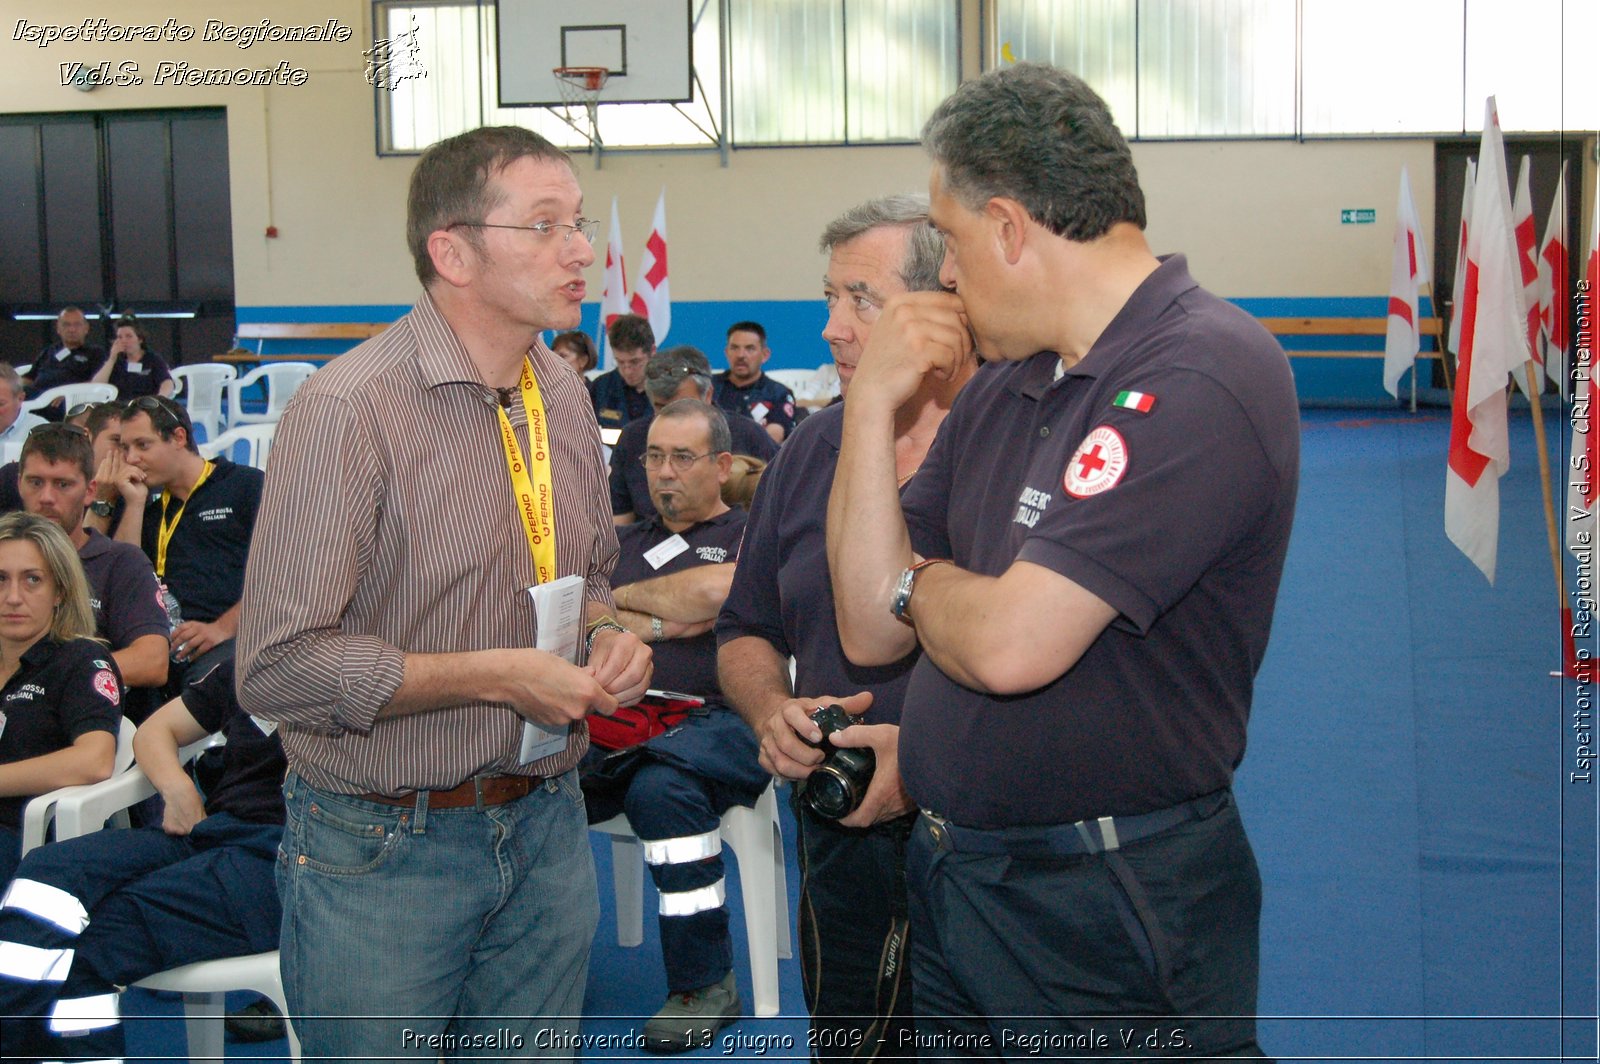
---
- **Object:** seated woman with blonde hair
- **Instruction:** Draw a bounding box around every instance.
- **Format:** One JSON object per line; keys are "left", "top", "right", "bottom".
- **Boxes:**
{"left": 0, "top": 512, "right": 122, "bottom": 882}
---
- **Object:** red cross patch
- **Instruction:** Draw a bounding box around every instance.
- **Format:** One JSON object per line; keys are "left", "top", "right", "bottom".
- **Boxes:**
{"left": 92, "top": 669, "right": 121, "bottom": 706}
{"left": 1063, "top": 426, "right": 1128, "bottom": 498}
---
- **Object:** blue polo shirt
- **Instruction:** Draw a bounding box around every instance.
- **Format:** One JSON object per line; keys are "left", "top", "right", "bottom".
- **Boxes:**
{"left": 107, "top": 351, "right": 173, "bottom": 400}
{"left": 139, "top": 457, "right": 263, "bottom": 624}
{"left": 615, "top": 509, "right": 746, "bottom": 698}
{"left": 29, "top": 344, "right": 104, "bottom": 396}
{"left": 182, "top": 659, "right": 287, "bottom": 825}
{"left": 590, "top": 369, "right": 652, "bottom": 431}
{"left": 713, "top": 373, "right": 796, "bottom": 437}
{"left": 0, "top": 638, "right": 123, "bottom": 830}
{"left": 896, "top": 255, "right": 1300, "bottom": 828}
{"left": 610, "top": 410, "right": 779, "bottom": 518}
{"left": 717, "top": 403, "right": 920, "bottom": 725}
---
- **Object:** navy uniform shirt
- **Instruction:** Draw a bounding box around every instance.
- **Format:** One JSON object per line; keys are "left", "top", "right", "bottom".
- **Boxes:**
{"left": 610, "top": 411, "right": 779, "bottom": 519}
{"left": 80, "top": 528, "right": 170, "bottom": 721}
{"left": 717, "top": 403, "right": 920, "bottom": 725}
{"left": 139, "top": 457, "right": 263, "bottom": 624}
{"left": 590, "top": 369, "right": 652, "bottom": 431}
{"left": 182, "top": 659, "right": 287, "bottom": 824}
{"left": 713, "top": 373, "right": 796, "bottom": 438}
{"left": 107, "top": 352, "right": 173, "bottom": 400}
{"left": 29, "top": 344, "right": 105, "bottom": 395}
{"left": 0, "top": 638, "right": 123, "bottom": 830}
{"left": 615, "top": 509, "right": 746, "bottom": 698}
{"left": 896, "top": 255, "right": 1300, "bottom": 828}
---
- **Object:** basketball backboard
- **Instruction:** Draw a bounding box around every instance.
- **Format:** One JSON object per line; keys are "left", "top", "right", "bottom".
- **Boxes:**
{"left": 496, "top": 0, "right": 694, "bottom": 107}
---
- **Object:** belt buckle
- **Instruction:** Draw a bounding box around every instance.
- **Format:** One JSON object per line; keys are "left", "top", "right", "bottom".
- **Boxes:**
{"left": 471, "top": 774, "right": 494, "bottom": 811}
{"left": 921, "top": 809, "right": 950, "bottom": 850}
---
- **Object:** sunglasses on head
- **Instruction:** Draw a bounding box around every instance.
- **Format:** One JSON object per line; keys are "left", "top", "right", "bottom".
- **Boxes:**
{"left": 26, "top": 422, "right": 90, "bottom": 440}
{"left": 121, "top": 395, "right": 186, "bottom": 431}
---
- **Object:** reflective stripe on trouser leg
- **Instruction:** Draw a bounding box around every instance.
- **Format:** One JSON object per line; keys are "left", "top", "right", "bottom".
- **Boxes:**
{"left": 658, "top": 878, "right": 726, "bottom": 917}
{"left": 48, "top": 991, "right": 121, "bottom": 1033}
{"left": 2, "top": 878, "right": 89, "bottom": 935}
{"left": 0, "top": 940, "right": 74, "bottom": 982}
{"left": 642, "top": 830, "right": 722, "bottom": 866}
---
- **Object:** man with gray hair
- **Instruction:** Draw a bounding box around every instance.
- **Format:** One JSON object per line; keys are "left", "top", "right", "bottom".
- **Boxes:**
{"left": 609, "top": 346, "right": 777, "bottom": 524}
{"left": 0, "top": 364, "right": 46, "bottom": 447}
{"left": 716, "top": 193, "right": 969, "bottom": 1059}
{"left": 828, "top": 64, "right": 1297, "bottom": 1056}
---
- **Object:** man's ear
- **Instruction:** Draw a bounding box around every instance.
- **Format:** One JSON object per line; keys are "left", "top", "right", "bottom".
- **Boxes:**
{"left": 428, "top": 229, "right": 476, "bottom": 288}
{"left": 715, "top": 451, "right": 734, "bottom": 483}
{"left": 986, "top": 197, "right": 1031, "bottom": 266}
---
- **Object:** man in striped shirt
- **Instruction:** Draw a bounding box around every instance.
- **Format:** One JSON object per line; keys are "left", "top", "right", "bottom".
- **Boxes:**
{"left": 237, "top": 126, "right": 651, "bottom": 1060}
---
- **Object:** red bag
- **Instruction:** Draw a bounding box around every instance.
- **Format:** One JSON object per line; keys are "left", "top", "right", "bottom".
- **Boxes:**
{"left": 587, "top": 690, "right": 706, "bottom": 751}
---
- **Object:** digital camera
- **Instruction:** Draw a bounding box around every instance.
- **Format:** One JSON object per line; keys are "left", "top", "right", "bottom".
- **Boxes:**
{"left": 800, "top": 704, "right": 876, "bottom": 820}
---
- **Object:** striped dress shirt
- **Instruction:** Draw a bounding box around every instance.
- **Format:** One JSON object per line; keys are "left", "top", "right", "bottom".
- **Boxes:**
{"left": 236, "top": 292, "right": 616, "bottom": 795}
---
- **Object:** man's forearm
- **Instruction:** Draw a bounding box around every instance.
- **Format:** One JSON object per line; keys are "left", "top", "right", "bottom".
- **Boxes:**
{"left": 213, "top": 602, "right": 242, "bottom": 638}
{"left": 613, "top": 564, "right": 735, "bottom": 623}
{"left": 113, "top": 633, "right": 170, "bottom": 689}
{"left": 827, "top": 400, "right": 918, "bottom": 666}
{"left": 716, "top": 635, "right": 793, "bottom": 732}
{"left": 114, "top": 497, "right": 146, "bottom": 546}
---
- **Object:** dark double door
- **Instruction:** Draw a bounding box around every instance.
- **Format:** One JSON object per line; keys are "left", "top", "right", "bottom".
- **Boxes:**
{"left": 0, "top": 108, "right": 235, "bottom": 369}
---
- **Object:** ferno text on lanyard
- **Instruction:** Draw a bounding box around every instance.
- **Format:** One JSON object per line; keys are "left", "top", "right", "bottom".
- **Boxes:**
{"left": 155, "top": 460, "right": 214, "bottom": 577}
{"left": 496, "top": 359, "right": 558, "bottom": 584}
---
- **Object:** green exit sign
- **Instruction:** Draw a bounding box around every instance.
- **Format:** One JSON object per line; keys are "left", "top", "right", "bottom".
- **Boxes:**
{"left": 1341, "top": 208, "right": 1376, "bottom": 224}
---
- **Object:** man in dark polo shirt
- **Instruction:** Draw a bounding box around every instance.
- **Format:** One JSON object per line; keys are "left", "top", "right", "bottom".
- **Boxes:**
{"left": 826, "top": 65, "right": 1299, "bottom": 1056}
{"left": 0, "top": 660, "right": 286, "bottom": 1061}
{"left": 610, "top": 347, "right": 778, "bottom": 525}
{"left": 713, "top": 322, "right": 796, "bottom": 444}
{"left": 17, "top": 424, "right": 170, "bottom": 722}
{"left": 583, "top": 398, "right": 763, "bottom": 1051}
{"left": 716, "top": 193, "right": 961, "bottom": 1060}
{"left": 26, "top": 307, "right": 105, "bottom": 406}
{"left": 112, "top": 396, "right": 262, "bottom": 696}
{"left": 590, "top": 312, "right": 656, "bottom": 432}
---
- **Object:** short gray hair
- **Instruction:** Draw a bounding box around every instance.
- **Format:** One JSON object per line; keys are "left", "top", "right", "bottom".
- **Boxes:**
{"left": 655, "top": 398, "right": 732, "bottom": 456}
{"left": 922, "top": 63, "right": 1145, "bottom": 242}
{"left": 819, "top": 193, "right": 946, "bottom": 294}
{"left": 0, "top": 364, "right": 23, "bottom": 399}
{"left": 643, "top": 346, "right": 715, "bottom": 406}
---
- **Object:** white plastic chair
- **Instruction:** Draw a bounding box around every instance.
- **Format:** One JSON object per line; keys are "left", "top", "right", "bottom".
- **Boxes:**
{"left": 21, "top": 382, "right": 118, "bottom": 416}
{"left": 590, "top": 780, "right": 791, "bottom": 1017}
{"left": 224, "top": 362, "right": 316, "bottom": 428}
{"left": 200, "top": 423, "right": 276, "bottom": 470}
{"left": 19, "top": 717, "right": 137, "bottom": 855}
{"left": 171, "top": 364, "right": 237, "bottom": 444}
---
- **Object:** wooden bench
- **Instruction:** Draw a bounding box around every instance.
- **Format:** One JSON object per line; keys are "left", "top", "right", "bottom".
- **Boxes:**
{"left": 222, "top": 322, "right": 392, "bottom": 366}
{"left": 1260, "top": 316, "right": 1445, "bottom": 359}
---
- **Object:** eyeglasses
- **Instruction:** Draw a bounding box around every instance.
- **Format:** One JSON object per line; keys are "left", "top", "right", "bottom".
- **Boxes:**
{"left": 27, "top": 422, "right": 90, "bottom": 439}
{"left": 644, "top": 361, "right": 708, "bottom": 383}
{"left": 641, "top": 450, "right": 715, "bottom": 472}
{"left": 121, "top": 395, "right": 187, "bottom": 432}
{"left": 448, "top": 218, "right": 599, "bottom": 244}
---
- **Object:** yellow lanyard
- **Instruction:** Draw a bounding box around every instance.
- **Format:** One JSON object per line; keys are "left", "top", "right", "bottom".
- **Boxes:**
{"left": 496, "top": 359, "right": 559, "bottom": 585}
{"left": 155, "top": 460, "right": 214, "bottom": 577}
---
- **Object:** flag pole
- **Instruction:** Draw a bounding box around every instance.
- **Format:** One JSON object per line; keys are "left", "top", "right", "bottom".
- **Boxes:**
{"left": 1521, "top": 360, "right": 1580, "bottom": 677}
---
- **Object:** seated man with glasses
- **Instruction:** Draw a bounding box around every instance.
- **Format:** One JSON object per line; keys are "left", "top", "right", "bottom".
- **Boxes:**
{"left": 0, "top": 364, "right": 47, "bottom": 451}
{"left": 610, "top": 347, "right": 778, "bottom": 525}
{"left": 112, "top": 396, "right": 263, "bottom": 696}
{"left": 582, "top": 398, "right": 764, "bottom": 1052}
{"left": 590, "top": 313, "right": 657, "bottom": 432}
{"left": 13, "top": 423, "right": 170, "bottom": 723}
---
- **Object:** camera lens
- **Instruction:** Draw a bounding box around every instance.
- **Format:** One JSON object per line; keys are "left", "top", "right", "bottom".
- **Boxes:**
{"left": 804, "top": 765, "right": 860, "bottom": 820}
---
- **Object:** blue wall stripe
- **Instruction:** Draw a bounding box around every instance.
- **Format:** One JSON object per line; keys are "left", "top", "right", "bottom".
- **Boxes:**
{"left": 236, "top": 295, "right": 1444, "bottom": 405}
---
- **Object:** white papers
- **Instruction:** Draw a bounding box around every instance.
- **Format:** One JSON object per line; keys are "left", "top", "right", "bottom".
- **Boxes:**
{"left": 519, "top": 574, "right": 585, "bottom": 764}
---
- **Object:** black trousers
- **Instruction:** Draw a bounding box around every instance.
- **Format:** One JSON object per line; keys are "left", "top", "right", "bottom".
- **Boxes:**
{"left": 792, "top": 792, "right": 917, "bottom": 1061}
{"left": 905, "top": 791, "right": 1271, "bottom": 1062}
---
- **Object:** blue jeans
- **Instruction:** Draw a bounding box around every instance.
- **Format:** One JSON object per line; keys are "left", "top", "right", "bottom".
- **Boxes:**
{"left": 277, "top": 770, "right": 599, "bottom": 1062}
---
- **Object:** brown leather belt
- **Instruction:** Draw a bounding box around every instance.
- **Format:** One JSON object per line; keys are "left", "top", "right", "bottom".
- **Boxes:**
{"left": 358, "top": 774, "right": 542, "bottom": 810}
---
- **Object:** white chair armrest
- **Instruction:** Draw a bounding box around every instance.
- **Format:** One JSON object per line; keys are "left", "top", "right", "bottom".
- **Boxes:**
{"left": 52, "top": 768, "right": 161, "bottom": 842}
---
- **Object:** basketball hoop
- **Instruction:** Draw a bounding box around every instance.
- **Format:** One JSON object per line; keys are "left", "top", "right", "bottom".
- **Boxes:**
{"left": 553, "top": 66, "right": 609, "bottom": 148}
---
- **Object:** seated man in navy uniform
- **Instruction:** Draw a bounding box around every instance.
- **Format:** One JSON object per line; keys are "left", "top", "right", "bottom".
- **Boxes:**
{"left": 580, "top": 398, "right": 766, "bottom": 1052}
{"left": 590, "top": 313, "right": 656, "bottom": 432}
{"left": 610, "top": 346, "right": 778, "bottom": 525}
{"left": 713, "top": 321, "right": 796, "bottom": 444}
{"left": 25, "top": 308, "right": 105, "bottom": 406}
{"left": 0, "top": 658, "right": 286, "bottom": 1061}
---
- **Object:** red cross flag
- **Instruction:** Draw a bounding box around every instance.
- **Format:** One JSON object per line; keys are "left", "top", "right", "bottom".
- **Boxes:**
{"left": 1539, "top": 163, "right": 1571, "bottom": 396}
{"left": 1384, "top": 165, "right": 1429, "bottom": 398}
{"left": 630, "top": 189, "right": 671, "bottom": 348}
{"left": 599, "top": 196, "right": 630, "bottom": 370}
{"left": 1445, "top": 98, "right": 1526, "bottom": 584}
{"left": 1569, "top": 178, "right": 1599, "bottom": 561}
{"left": 1509, "top": 155, "right": 1543, "bottom": 397}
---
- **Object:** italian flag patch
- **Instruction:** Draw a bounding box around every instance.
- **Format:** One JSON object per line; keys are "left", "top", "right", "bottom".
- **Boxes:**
{"left": 1112, "top": 390, "right": 1155, "bottom": 413}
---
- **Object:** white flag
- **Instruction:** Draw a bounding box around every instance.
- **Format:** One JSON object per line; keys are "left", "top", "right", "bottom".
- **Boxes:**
{"left": 1383, "top": 166, "right": 1428, "bottom": 398}
{"left": 599, "top": 197, "right": 630, "bottom": 370}
{"left": 630, "top": 189, "right": 671, "bottom": 347}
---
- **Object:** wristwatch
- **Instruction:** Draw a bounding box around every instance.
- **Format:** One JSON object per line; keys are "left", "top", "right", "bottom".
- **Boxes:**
{"left": 89, "top": 500, "right": 115, "bottom": 517}
{"left": 889, "top": 558, "right": 951, "bottom": 619}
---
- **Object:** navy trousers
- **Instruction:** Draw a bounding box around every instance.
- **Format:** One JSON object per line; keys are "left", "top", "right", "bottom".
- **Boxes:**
{"left": 0, "top": 812, "right": 280, "bottom": 1061}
